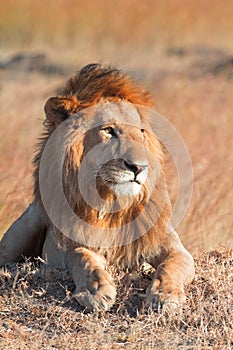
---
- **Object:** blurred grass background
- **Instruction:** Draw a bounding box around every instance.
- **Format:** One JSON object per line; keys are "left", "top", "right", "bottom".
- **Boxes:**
{"left": 1, "top": 0, "right": 233, "bottom": 64}
{"left": 0, "top": 0, "right": 232, "bottom": 251}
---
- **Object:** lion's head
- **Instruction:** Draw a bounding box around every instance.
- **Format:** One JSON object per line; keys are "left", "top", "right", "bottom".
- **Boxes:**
{"left": 34, "top": 64, "right": 171, "bottom": 261}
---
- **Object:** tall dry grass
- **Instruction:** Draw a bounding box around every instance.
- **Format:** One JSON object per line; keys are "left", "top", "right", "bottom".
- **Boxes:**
{"left": 0, "top": 1, "right": 232, "bottom": 349}
{"left": 0, "top": 73, "right": 64, "bottom": 233}
{"left": 0, "top": 0, "right": 233, "bottom": 64}
{"left": 149, "top": 75, "right": 233, "bottom": 251}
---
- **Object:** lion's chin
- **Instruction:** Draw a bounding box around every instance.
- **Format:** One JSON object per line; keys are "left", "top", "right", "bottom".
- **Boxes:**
{"left": 109, "top": 181, "right": 142, "bottom": 198}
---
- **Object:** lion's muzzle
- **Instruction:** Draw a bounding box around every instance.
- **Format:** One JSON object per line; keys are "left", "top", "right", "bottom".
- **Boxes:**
{"left": 123, "top": 159, "right": 148, "bottom": 182}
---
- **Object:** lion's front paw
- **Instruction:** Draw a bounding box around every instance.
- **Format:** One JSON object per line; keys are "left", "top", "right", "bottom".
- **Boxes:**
{"left": 145, "top": 279, "right": 185, "bottom": 313}
{"left": 73, "top": 269, "right": 116, "bottom": 312}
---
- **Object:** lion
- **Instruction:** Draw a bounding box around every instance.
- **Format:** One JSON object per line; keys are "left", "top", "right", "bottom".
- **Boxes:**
{"left": 0, "top": 64, "right": 194, "bottom": 312}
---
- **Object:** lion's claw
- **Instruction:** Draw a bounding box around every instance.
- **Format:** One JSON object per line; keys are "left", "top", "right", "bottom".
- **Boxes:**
{"left": 146, "top": 283, "right": 185, "bottom": 313}
{"left": 73, "top": 283, "right": 116, "bottom": 312}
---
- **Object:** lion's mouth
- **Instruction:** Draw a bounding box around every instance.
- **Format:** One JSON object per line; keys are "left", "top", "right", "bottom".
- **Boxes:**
{"left": 108, "top": 179, "right": 141, "bottom": 185}
{"left": 130, "top": 179, "right": 141, "bottom": 184}
{"left": 105, "top": 178, "right": 143, "bottom": 197}
{"left": 97, "top": 163, "right": 148, "bottom": 197}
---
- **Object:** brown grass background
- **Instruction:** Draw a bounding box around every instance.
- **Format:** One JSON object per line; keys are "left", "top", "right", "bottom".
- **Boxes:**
{"left": 0, "top": 1, "right": 232, "bottom": 349}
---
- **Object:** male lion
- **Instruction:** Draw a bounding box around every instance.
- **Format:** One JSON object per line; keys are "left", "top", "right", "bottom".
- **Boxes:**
{"left": 0, "top": 64, "right": 194, "bottom": 311}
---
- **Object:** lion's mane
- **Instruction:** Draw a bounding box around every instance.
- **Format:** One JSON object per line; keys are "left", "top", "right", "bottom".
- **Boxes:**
{"left": 33, "top": 64, "right": 171, "bottom": 270}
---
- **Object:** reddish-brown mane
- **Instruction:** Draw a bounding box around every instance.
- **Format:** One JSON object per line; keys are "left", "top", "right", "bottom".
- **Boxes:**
{"left": 34, "top": 64, "right": 171, "bottom": 270}
{"left": 60, "top": 64, "right": 153, "bottom": 110}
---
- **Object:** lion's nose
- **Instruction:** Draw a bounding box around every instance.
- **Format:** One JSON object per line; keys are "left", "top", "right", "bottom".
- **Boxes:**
{"left": 123, "top": 160, "right": 148, "bottom": 176}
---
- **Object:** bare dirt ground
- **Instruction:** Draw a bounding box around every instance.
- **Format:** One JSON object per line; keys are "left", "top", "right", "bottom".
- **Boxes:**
{"left": 0, "top": 1, "right": 232, "bottom": 349}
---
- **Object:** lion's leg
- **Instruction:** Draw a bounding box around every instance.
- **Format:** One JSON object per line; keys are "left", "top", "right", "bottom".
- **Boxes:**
{"left": 0, "top": 200, "right": 46, "bottom": 266}
{"left": 66, "top": 247, "right": 116, "bottom": 312}
{"left": 146, "top": 232, "right": 194, "bottom": 311}
{"left": 42, "top": 228, "right": 67, "bottom": 269}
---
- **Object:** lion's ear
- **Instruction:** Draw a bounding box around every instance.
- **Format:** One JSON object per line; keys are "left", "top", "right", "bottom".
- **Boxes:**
{"left": 44, "top": 96, "right": 79, "bottom": 124}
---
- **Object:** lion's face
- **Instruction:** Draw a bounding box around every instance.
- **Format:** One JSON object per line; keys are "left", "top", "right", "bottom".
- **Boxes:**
{"left": 42, "top": 95, "right": 164, "bottom": 224}
{"left": 89, "top": 124, "right": 148, "bottom": 198}
{"left": 69, "top": 102, "right": 160, "bottom": 205}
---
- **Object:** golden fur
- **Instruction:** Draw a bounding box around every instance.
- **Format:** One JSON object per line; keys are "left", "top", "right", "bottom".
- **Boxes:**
{"left": 0, "top": 64, "right": 194, "bottom": 311}
{"left": 34, "top": 64, "right": 168, "bottom": 268}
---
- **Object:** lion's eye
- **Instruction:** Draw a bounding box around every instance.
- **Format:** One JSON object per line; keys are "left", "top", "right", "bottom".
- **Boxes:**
{"left": 141, "top": 128, "right": 145, "bottom": 133}
{"left": 104, "top": 127, "right": 114, "bottom": 134}
{"left": 102, "top": 127, "right": 116, "bottom": 137}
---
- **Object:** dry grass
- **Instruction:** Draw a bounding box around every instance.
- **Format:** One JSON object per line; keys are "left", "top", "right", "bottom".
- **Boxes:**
{"left": 0, "top": 246, "right": 232, "bottom": 349}
{"left": 0, "top": 1, "right": 233, "bottom": 348}
{"left": 0, "top": 0, "right": 233, "bottom": 65}
{"left": 149, "top": 74, "right": 233, "bottom": 252}
{"left": 0, "top": 72, "right": 64, "bottom": 233}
